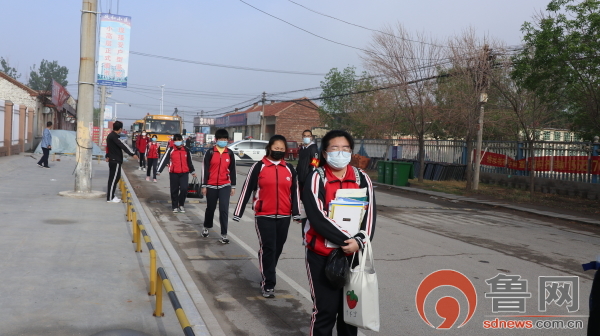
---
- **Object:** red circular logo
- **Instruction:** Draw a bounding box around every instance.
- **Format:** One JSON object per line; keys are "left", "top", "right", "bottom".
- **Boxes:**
{"left": 415, "top": 270, "right": 477, "bottom": 329}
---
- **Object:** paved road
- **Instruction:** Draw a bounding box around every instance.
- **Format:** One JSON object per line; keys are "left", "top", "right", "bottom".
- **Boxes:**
{"left": 129, "top": 159, "right": 596, "bottom": 335}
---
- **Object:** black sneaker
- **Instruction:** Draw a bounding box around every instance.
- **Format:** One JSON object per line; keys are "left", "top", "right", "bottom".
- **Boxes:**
{"left": 219, "top": 235, "right": 229, "bottom": 244}
{"left": 262, "top": 289, "right": 275, "bottom": 298}
{"left": 201, "top": 228, "right": 209, "bottom": 237}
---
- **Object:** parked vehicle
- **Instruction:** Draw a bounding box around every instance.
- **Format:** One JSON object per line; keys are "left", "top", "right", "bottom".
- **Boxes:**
{"left": 286, "top": 141, "right": 299, "bottom": 160}
{"left": 228, "top": 139, "right": 269, "bottom": 162}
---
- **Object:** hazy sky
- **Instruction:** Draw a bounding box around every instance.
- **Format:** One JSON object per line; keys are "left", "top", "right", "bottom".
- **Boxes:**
{"left": 1, "top": 0, "right": 551, "bottom": 130}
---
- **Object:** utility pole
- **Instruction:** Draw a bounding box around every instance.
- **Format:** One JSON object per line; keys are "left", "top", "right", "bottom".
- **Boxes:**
{"left": 74, "top": 0, "right": 97, "bottom": 194}
{"left": 159, "top": 84, "right": 165, "bottom": 114}
{"left": 473, "top": 45, "right": 492, "bottom": 190}
{"left": 260, "top": 91, "right": 266, "bottom": 140}
{"left": 98, "top": 85, "right": 106, "bottom": 146}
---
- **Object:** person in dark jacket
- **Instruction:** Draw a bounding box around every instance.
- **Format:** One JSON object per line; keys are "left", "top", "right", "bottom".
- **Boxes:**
{"left": 234, "top": 135, "right": 301, "bottom": 298}
{"left": 302, "top": 130, "right": 376, "bottom": 336}
{"left": 37, "top": 121, "right": 53, "bottom": 168}
{"left": 145, "top": 135, "right": 162, "bottom": 182}
{"left": 296, "top": 129, "right": 319, "bottom": 192}
{"left": 200, "top": 129, "right": 236, "bottom": 244}
{"left": 105, "top": 121, "right": 138, "bottom": 202}
{"left": 296, "top": 129, "right": 319, "bottom": 236}
{"left": 157, "top": 134, "right": 196, "bottom": 213}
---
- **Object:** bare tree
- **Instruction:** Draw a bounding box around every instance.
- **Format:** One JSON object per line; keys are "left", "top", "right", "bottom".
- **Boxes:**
{"left": 363, "top": 23, "right": 445, "bottom": 182}
{"left": 490, "top": 53, "right": 561, "bottom": 196}
{"left": 442, "top": 29, "right": 497, "bottom": 190}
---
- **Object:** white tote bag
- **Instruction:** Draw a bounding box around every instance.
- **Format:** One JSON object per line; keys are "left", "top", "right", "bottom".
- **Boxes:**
{"left": 343, "top": 237, "right": 380, "bottom": 331}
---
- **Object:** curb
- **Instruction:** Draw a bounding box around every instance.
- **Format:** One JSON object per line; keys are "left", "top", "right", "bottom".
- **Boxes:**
{"left": 122, "top": 171, "right": 227, "bottom": 336}
{"left": 374, "top": 182, "right": 600, "bottom": 226}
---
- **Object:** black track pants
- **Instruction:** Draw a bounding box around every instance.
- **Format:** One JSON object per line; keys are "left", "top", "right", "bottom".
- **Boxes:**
{"left": 169, "top": 172, "right": 189, "bottom": 209}
{"left": 107, "top": 161, "right": 122, "bottom": 201}
{"left": 203, "top": 186, "right": 231, "bottom": 235}
{"left": 255, "top": 216, "right": 291, "bottom": 291}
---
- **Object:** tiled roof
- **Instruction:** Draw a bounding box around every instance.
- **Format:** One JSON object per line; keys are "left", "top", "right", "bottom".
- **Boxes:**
{"left": 225, "top": 98, "right": 318, "bottom": 117}
{"left": 0, "top": 71, "right": 38, "bottom": 96}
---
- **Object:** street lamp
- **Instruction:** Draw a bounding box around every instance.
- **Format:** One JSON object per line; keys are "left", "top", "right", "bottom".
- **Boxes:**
{"left": 113, "top": 102, "right": 131, "bottom": 121}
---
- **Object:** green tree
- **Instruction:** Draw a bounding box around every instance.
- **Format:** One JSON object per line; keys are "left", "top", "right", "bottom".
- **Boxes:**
{"left": 512, "top": 0, "right": 600, "bottom": 140}
{"left": 319, "top": 67, "right": 361, "bottom": 131}
{"left": 27, "top": 59, "right": 69, "bottom": 90}
{"left": 0, "top": 57, "right": 20, "bottom": 79}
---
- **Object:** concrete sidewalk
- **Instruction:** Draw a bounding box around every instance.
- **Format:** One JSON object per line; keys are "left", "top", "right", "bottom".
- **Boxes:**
{"left": 0, "top": 153, "right": 183, "bottom": 336}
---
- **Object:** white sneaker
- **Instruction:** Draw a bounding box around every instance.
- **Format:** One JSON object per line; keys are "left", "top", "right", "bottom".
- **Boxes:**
{"left": 146, "top": 176, "right": 150, "bottom": 181}
{"left": 107, "top": 197, "right": 121, "bottom": 203}
{"left": 179, "top": 206, "right": 185, "bottom": 213}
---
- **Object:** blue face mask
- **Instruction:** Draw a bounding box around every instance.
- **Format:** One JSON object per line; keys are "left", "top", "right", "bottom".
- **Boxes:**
{"left": 326, "top": 151, "right": 352, "bottom": 170}
{"left": 152, "top": 138, "right": 157, "bottom": 142}
{"left": 303, "top": 137, "right": 312, "bottom": 145}
{"left": 174, "top": 141, "right": 183, "bottom": 147}
{"left": 217, "top": 140, "right": 228, "bottom": 148}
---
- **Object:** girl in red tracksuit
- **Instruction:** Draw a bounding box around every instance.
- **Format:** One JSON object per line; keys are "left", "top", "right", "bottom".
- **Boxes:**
{"left": 234, "top": 135, "right": 301, "bottom": 298}
{"left": 157, "top": 134, "right": 196, "bottom": 213}
{"left": 302, "top": 130, "right": 376, "bottom": 336}
{"left": 136, "top": 132, "right": 148, "bottom": 170}
{"left": 145, "top": 135, "right": 162, "bottom": 182}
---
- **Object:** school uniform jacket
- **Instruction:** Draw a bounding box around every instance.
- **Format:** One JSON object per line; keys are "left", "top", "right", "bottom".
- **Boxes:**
{"left": 303, "top": 165, "right": 376, "bottom": 256}
{"left": 157, "top": 146, "right": 195, "bottom": 174}
{"left": 145, "top": 141, "right": 161, "bottom": 159}
{"left": 136, "top": 136, "right": 148, "bottom": 153}
{"left": 233, "top": 157, "right": 301, "bottom": 221}
{"left": 200, "top": 146, "right": 236, "bottom": 189}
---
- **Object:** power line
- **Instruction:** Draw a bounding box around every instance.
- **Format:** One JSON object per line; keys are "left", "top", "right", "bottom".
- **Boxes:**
{"left": 286, "top": 0, "right": 451, "bottom": 49}
{"left": 129, "top": 51, "right": 327, "bottom": 76}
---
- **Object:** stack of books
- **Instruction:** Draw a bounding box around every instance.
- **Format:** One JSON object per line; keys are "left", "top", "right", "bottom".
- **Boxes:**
{"left": 326, "top": 188, "right": 369, "bottom": 248}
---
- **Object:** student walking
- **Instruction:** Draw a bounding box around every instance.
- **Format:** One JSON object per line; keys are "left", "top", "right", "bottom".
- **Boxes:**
{"left": 37, "top": 121, "right": 53, "bottom": 168}
{"left": 200, "top": 129, "right": 236, "bottom": 244}
{"left": 136, "top": 132, "right": 149, "bottom": 171}
{"left": 302, "top": 130, "right": 376, "bottom": 336}
{"left": 145, "top": 135, "right": 161, "bottom": 182}
{"left": 157, "top": 134, "right": 196, "bottom": 213}
{"left": 234, "top": 135, "right": 301, "bottom": 298}
{"left": 106, "top": 121, "right": 138, "bottom": 203}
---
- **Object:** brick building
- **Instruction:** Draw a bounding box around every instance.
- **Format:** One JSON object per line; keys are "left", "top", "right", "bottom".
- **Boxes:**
{"left": 216, "top": 98, "right": 320, "bottom": 143}
{"left": 0, "top": 72, "right": 77, "bottom": 156}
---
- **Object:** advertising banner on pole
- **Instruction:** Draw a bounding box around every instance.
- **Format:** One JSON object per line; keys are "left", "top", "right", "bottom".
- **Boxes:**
{"left": 51, "top": 80, "right": 70, "bottom": 110}
{"left": 103, "top": 105, "right": 113, "bottom": 128}
{"left": 97, "top": 13, "right": 131, "bottom": 88}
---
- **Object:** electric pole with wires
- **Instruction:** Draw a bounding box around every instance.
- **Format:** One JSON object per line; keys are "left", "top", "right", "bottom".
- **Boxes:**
{"left": 260, "top": 91, "right": 266, "bottom": 140}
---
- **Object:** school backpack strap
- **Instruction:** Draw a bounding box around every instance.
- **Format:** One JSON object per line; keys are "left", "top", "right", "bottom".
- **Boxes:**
{"left": 315, "top": 167, "right": 326, "bottom": 182}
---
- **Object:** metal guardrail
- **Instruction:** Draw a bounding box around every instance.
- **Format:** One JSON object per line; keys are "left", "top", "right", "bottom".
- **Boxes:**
{"left": 117, "top": 179, "right": 195, "bottom": 335}
{"left": 154, "top": 267, "right": 196, "bottom": 336}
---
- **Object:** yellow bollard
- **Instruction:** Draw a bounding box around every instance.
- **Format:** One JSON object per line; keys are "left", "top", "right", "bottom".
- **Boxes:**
{"left": 126, "top": 202, "right": 132, "bottom": 222}
{"left": 149, "top": 249, "right": 156, "bottom": 296}
{"left": 153, "top": 273, "right": 164, "bottom": 317}
{"left": 136, "top": 222, "right": 143, "bottom": 252}
{"left": 132, "top": 210, "right": 138, "bottom": 244}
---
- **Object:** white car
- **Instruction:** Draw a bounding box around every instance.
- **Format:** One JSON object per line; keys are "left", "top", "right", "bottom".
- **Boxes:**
{"left": 228, "top": 139, "right": 269, "bottom": 162}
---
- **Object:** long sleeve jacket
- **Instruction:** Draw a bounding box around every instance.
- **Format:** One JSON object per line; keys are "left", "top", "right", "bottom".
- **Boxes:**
{"left": 296, "top": 143, "right": 319, "bottom": 187}
{"left": 302, "top": 165, "right": 376, "bottom": 256}
{"left": 233, "top": 157, "right": 301, "bottom": 221}
{"left": 200, "top": 147, "right": 236, "bottom": 189}
{"left": 157, "top": 146, "right": 195, "bottom": 174}
{"left": 41, "top": 128, "right": 52, "bottom": 148}
{"left": 105, "top": 131, "right": 136, "bottom": 163}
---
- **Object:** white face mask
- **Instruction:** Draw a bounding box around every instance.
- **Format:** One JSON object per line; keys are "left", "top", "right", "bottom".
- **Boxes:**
{"left": 326, "top": 151, "right": 351, "bottom": 170}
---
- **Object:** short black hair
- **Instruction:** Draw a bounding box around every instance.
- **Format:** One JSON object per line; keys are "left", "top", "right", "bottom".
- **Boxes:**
{"left": 302, "top": 129, "right": 312, "bottom": 135}
{"left": 318, "top": 130, "right": 354, "bottom": 167}
{"left": 173, "top": 134, "right": 183, "bottom": 141}
{"left": 265, "top": 135, "right": 288, "bottom": 157}
{"left": 47, "top": 121, "right": 53, "bottom": 127}
{"left": 215, "top": 129, "right": 229, "bottom": 140}
{"left": 113, "top": 121, "right": 123, "bottom": 131}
